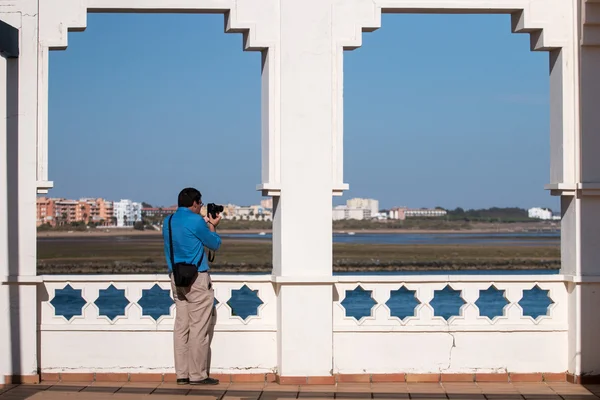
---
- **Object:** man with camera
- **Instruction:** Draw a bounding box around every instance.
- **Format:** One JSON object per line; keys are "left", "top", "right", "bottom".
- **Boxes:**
{"left": 163, "top": 187, "right": 223, "bottom": 385}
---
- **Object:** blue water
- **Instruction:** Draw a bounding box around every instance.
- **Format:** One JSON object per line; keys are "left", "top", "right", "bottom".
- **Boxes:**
{"left": 221, "top": 232, "right": 559, "bottom": 246}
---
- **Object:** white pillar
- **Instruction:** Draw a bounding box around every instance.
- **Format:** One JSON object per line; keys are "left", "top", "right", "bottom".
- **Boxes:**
{"left": 270, "top": 0, "right": 338, "bottom": 379}
{"left": 0, "top": 8, "right": 40, "bottom": 383}
{"left": 559, "top": 0, "right": 600, "bottom": 382}
{"left": 0, "top": 51, "right": 10, "bottom": 385}
{"left": 36, "top": 46, "right": 53, "bottom": 194}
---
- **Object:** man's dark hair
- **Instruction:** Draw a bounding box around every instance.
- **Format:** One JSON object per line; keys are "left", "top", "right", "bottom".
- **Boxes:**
{"left": 178, "top": 188, "right": 202, "bottom": 208}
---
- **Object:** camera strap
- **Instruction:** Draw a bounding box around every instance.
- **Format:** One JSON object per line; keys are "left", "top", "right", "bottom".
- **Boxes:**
{"left": 168, "top": 215, "right": 175, "bottom": 268}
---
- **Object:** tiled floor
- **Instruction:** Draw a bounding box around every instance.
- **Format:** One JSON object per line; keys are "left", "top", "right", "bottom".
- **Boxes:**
{"left": 1, "top": 382, "right": 599, "bottom": 400}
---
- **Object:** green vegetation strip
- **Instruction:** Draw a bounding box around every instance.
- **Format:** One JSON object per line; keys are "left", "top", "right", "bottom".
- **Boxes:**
{"left": 37, "top": 236, "right": 560, "bottom": 274}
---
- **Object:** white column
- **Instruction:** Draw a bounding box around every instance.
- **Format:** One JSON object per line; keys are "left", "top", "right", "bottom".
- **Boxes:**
{"left": 36, "top": 46, "right": 53, "bottom": 194}
{"left": 560, "top": 0, "right": 600, "bottom": 381}
{"left": 271, "top": 0, "right": 337, "bottom": 378}
{"left": 0, "top": 52, "right": 10, "bottom": 384}
{"left": 0, "top": 8, "right": 40, "bottom": 383}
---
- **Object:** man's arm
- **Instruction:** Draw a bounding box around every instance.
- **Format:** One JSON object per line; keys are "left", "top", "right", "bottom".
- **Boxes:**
{"left": 192, "top": 217, "right": 221, "bottom": 251}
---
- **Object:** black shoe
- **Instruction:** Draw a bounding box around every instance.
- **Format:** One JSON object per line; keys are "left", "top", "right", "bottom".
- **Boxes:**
{"left": 190, "top": 377, "right": 219, "bottom": 385}
{"left": 177, "top": 378, "right": 189, "bottom": 385}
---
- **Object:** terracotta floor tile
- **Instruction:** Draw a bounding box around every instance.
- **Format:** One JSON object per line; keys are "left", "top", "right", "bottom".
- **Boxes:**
{"left": 299, "top": 386, "right": 337, "bottom": 392}
{"left": 371, "top": 394, "right": 409, "bottom": 400}
{"left": 298, "top": 392, "right": 334, "bottom": 399}
{"left": 409, "top": 395, "right": 447, "bottom": 400}
{"left": 260, "top": 391, "right": 299, "bottom": 400}
{"left": 187, "top": 390, "right": 228, "bottom": 400}
{"left": 0, "top": 385, "right": 18, "bottom": 396}
{"left": 191, "top": 383, "right": 230, "bottom": 392}
{"left": 189, "top": 385, "right": 228, "bottom": 393}
{"left": 407, "top": 384, "right": 445, "bottom": 394}
{"left": 263, "top": 384, "right": 299, "bottom": 393}
{"left": 548, "top": 385, "right": 594, "bottom": 394}
{"left": 513, "top": 386, "right": 555, "bottom": 395}
{"left": 295, "top": 398, "right": 332, "bottom": 400}
{"left": 228, "top": 383, "right": 265, "bottom": 391}
{"left": 120, "top": 382, "right": 160, "bottom": 389}
{"left": 112, "top": 395, "right": 154, "bottom": 400}
{"left": 116, "top": 385, "right": 157, "bottom": 396}
{"left": 446, "top": 395, "right": 486, "bottom": 400}
{"left": 298, "top": 393, "right": 334, "bottom": 398}
{"left": 81, "top": 382, "right": 123, "bottom": 394}
{"left": 151, "top": 385, "right": 190, "bottom": 396}
{"left": 336, "top": 384, "right": 373, "bottom": 393}
{"left": 442, "top": 383, "right": 482, "bottom": 394}
{"left": 46, "top": 384, "right": 86, "bottom": 393}
{"left": 298, "top": 385, "right": 335, "bottom": 398}
{"left": 221, "top": 389, "right": 262, "bottom": 400}
{"left": 483, "top": 396, "right": 524, "bottom": 400}
{"left": 149, "top": 395, "right": 192, "bottom": 400}
{"left": 443, "top": 383, "right": 480, "bottom": 388}
{"left": 334, "top": 392, "right": 371, "bottom": 399}
{"left": 43, "top": 394, "right": 112, "bottom": 400}
{"left": 13, "top": 385, "right": 53, "bottom": 392}
{"left": 371, "top": 383, "right": 408, "bottom": 392}
{"left": 25, "top": 393, "right": 66, "bottom": 400}
{"left": 0, "top": 389, "right": 45, "bottom": 400}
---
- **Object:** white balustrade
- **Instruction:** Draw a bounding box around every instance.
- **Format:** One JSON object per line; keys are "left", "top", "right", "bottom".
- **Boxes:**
{"left": 332, "top": 275, "right": 568, "bottom": 374}
{"left": 38, "top": 274, "right": 569, "bottom": 375}
{"left": 39, "top": 275, "right": 277, "bottom": 374}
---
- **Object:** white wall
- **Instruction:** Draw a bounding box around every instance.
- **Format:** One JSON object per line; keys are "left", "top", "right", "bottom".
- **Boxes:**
{"left": 41, "top": 331, "right": 277, "bottom": 374}
{"left": 334, "top": 332, "right": 567, "bottom": 374}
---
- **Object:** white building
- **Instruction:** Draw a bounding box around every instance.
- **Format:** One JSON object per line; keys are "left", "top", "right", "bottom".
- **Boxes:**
{"left": 405, "top": 208, "right": 447, "bottom": 217}
{"left": 332, "top": 205, "right": 371, "bottom": 220}
{"left": 113, "top": 199, "right": 142, "bottom": 227}
{"left": 528, "top": 207, "right": 554, "bottom": 220}
{"left": 346, "top": 198, "right": 379, "bottom": 216}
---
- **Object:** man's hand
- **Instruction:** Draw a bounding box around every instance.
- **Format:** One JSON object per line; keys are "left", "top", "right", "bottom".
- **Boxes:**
{"left": 207, "top": 212, "right": 222, "bottom": 230}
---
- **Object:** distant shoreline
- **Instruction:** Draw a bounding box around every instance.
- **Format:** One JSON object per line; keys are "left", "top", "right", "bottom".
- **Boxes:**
{"left": 37, "top": 227, "right": 559, "bottom": 238}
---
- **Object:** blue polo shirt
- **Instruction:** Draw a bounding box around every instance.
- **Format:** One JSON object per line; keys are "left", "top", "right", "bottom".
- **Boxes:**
{"left": 163, "top": 207, "right": 221, "bottom": 272}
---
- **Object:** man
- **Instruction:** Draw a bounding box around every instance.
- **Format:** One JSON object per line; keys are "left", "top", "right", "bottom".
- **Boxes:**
{"left": 163, "top": 187, "right": 222, "bottom": 385}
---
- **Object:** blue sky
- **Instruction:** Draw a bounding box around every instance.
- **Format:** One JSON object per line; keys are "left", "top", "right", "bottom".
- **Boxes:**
{"left": 49, "top": 13, "right": 556, "bottom": 210}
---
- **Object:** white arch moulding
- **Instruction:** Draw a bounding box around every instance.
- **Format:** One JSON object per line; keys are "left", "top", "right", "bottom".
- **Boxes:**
{"left": 2, "top": 0, "right": 600, "bottom": 384}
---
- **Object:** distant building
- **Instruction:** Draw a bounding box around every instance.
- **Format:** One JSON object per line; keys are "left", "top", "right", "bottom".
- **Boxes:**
{"left": 528, "top": 207, "right": 559, "bottom": 220}
{"left": 142, "top": 206, "right": 177, "bottom": 218}
{"left": 36, "top": 197, "right": 57, "bottom": 226}
{"left": 215, "top": 203, "right": 273, "bottom": 221}
{"left": 332, "top": 205, "right": 371, "bottom": 221}
{"left": 346, "top": 198, "right": 379, "bottom": 216}
{"left": 388, "top": 207, "right": 447, "bottom": 220}
{"left": 113, "top": 199, "right": 142, "bottom": 227}
{"left": 388, "top": 207, "right": 407, "bottom": 220}
{"left": 405, "top": 208, "right": 447, "bottom": 218}
{"left": 260, "top": 198, "right": 273, "bottom": 210}
{"left": 37, "top": 197, "right": 114, "bottom": 227}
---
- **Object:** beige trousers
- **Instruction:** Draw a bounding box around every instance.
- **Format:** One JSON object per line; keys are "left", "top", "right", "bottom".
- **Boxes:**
{"left": 171, "top": 272, "right": 215, "bottom": 381}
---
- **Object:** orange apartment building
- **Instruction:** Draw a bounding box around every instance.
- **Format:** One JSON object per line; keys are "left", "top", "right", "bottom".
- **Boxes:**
{"left": 37, "top": 198, "right": 114, "bottom": 227}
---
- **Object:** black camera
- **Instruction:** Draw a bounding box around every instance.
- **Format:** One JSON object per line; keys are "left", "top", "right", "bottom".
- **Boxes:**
{"left": 207, "top": 203, "right": 224, "bottom": 219}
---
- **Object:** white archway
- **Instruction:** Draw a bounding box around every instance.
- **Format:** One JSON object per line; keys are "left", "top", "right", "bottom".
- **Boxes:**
{"left": 1, "top": 0, "right": 600, "bottom": 383}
